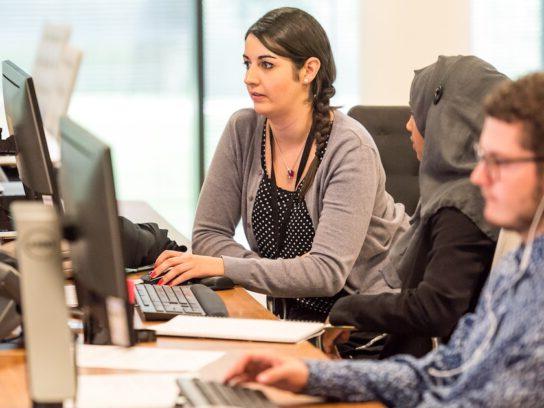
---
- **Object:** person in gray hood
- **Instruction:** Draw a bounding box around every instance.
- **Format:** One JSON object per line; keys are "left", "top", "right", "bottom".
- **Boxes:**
{"left": 325, "top": 55, "right": 508, "bottom": 359}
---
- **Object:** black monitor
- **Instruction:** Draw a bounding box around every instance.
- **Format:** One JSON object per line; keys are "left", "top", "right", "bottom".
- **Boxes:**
{"left": 59, "top": 116, "right": 135, "bottom": 346}
{"left": 1, "top": 60, "right": 61, "bottom": 209}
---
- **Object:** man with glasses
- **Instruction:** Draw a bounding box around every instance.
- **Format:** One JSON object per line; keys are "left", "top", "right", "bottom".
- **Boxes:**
{"left": 225, "top": 72, "right": 544, "bottom": 406}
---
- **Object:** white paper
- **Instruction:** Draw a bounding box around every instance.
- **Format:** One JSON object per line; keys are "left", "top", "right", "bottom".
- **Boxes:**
{"left": 73, "top": 373, "right": 184, "bottom": 408}
{"left": 64, "top": 284, "right": 78, "bottom": 307}
{"left": 154, "top": 315, "right": 325, "bottom": 343}
{"left": 77, "top": 344, "right": 224, "bottom": 372}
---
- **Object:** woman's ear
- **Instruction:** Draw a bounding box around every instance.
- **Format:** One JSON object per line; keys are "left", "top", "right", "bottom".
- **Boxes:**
{"left": 301, "top": 57, "right": 321, "bottom": 84}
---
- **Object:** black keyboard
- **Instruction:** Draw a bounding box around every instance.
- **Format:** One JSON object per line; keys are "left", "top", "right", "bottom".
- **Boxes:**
{"left": 175, "top": 378, "right": 277, "bottom": 408}
{"left": 135, "top": 283, "right": 228, "bottom": 320}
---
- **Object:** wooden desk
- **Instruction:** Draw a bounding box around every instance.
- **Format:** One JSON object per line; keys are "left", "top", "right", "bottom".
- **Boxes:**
{"left": 0, "top": 202, "right": 381, "bottom": 407}
{"left": 0, "top": 287, "right": 381, "bottom": 408}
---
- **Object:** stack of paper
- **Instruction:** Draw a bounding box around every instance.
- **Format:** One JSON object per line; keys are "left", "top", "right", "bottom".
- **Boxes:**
{"left": 153, "top": 316, "right": 325, "bottom": 343}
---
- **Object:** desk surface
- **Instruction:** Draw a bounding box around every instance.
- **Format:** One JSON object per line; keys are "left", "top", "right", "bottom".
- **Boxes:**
{"left": 0, "top": 202, "right": 382, "bottom": 407}
{"left": 0, "top": 287, "right": 382, "bottom": 408}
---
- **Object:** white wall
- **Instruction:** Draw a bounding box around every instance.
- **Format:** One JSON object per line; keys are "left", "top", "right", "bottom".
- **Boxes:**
{"left": 358, "top": 0, "right": 471, "bottom": 105}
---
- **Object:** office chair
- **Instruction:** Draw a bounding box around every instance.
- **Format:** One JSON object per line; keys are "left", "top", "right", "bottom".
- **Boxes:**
{"left": 348, "top": 106, "right": 420, "bottom": 215}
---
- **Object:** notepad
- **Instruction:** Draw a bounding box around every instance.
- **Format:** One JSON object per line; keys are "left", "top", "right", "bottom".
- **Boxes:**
{"left": 153, "top": 315, "right": 325, "bottom": 343}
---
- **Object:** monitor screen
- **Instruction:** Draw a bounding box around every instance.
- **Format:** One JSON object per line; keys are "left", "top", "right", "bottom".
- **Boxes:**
{"left": 59, "top": 116, "right": 134, "bottom": 346}
{"left": 1, "top": 60, "right": 60, "bottom": 208}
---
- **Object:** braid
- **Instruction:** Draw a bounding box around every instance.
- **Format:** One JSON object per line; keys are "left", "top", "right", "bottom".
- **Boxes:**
{"left": 299, "top": 82, "right": 335, "bottom": 199}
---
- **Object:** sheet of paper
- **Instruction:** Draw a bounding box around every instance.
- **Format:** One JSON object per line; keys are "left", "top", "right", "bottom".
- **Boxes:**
{"left": 73, "top": 373, "right": 184, "bottom": 408}
{"left": 154, "top": 315, "right": 325, "bottom": 343}
{"left": 77, "top": 344, "right": 224, "bottom": 372}
{"left": 64, "top": 284, "right": 78, "bottom": 307}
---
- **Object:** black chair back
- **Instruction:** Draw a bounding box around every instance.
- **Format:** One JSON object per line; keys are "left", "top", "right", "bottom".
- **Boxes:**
{"left": 348, "top": 106, "right": 420, "bottom": 215}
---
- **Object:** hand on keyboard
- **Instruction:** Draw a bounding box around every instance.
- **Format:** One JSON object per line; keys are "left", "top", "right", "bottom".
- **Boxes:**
{"left": 224, "top": 352, "right": 309, "bottom": 393}
{"left": 152, "top": 251, "right": 225, "bottom": 286}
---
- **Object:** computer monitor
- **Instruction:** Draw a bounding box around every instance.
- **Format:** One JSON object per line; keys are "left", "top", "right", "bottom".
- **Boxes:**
{"left": 59, "top": 116, "right": 135, "bottom": 346}
{"left": 1, "top": 60, "right": 61, "bottom": 209}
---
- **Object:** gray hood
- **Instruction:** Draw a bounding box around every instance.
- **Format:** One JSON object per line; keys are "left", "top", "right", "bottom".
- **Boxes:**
{"left": 382, "top": 55, "right": 508, "bottom": 288}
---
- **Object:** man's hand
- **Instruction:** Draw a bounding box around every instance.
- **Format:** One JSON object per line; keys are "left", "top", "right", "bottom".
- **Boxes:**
{"left": 224, "top": 352, "right": 309, "bottom": 393}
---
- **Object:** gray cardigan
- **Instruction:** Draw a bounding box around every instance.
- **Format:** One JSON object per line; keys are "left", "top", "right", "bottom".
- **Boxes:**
{"left": 192, "top": 109, "right": 409, "bottom": 297}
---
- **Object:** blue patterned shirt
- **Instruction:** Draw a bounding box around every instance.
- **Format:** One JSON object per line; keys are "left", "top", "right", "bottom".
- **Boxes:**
{"left": 305, "top": 235, "right": 544, "bottom": 407}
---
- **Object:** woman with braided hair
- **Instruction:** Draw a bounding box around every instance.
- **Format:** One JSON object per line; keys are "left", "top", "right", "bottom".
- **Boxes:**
{"left": 152, "top": 7, "right": 409, "bottom": 321}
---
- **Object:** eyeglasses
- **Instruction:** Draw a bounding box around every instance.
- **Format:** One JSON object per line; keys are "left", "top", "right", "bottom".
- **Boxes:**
{"left": 474, "top": 143, "right": 544, "bottom": 181}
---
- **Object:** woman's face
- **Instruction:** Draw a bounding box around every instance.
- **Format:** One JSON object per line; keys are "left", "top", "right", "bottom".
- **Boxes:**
{"left": 243, "top": 34, "right": 309, "bottom": 119}
{"left": 406, "top": 115, "right": 424, "bottom": 161}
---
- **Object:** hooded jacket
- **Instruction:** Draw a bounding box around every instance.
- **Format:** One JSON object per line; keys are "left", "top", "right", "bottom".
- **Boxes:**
{"left": 330, "top": 56, "right": 508, "bottom": 358}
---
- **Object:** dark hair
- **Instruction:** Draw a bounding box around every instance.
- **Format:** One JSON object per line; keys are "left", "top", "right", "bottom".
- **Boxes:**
{"left": 484, "top": 72, "right": 544, "bottom": 158}
{"left": 246, "top": 7, "right": 336, "bottom": 197}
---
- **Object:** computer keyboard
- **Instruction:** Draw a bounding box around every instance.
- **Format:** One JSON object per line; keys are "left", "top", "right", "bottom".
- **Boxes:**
{"left": 135, "top": 283, "right": 228, "bottom": 320}
{"left": 175, "top": 378, "right": 277, "bottom": 408}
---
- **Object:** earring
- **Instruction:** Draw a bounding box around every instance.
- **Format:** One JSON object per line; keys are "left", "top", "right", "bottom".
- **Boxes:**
{"left": 303, "top": 78, "right": 309, "bottom": 84}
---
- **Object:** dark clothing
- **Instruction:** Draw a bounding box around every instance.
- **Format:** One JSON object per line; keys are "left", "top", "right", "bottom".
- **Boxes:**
{"left": 329, "top": 207, "right": 495, "bottom": 358}
{"left": 119, "top": 217, "right": 187, "bottom": 268}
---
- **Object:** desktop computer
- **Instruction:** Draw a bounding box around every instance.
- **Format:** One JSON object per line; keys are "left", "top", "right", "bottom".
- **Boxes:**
{"left": 2, "top": 60, "right": 61, "bottom": 209}
{"left": 59, "top": 116, "right": 135, "bottom": 346}
{"left": 59, "top": 117, "right": 228, "bottom": 346}
{"left": 11, "top": 201, "right": 76, "bottom": 406}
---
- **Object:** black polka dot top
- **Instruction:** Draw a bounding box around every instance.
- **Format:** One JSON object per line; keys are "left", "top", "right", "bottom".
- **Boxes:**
{"left": 252, "top": 126, "right": 316, "bottom": 260}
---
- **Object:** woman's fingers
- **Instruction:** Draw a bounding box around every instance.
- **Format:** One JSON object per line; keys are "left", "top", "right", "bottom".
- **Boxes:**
{"left": 153, "top": 253, "right": 189, "bottom": 277}
{"left": 169, "top": 269, "right": 201, "bottom": 286}
{"left": 159, "top": 262, "right": 193, "bottom": 285}
{"left": 154, "top": 250, "right": 185, "bottom": 268}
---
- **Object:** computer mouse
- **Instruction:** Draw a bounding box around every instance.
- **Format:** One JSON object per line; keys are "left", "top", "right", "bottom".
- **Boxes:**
{"left": 140, "top": 272, "right": 162, "bottom": 284}
{"left": 196, "top": 276, "right": 235, "bottom": 291}
{"left": 141, "top": 270, "right": 234, "bottom": 291}
{"left": 140, "top": 268, "right": 172, "bottom": 284}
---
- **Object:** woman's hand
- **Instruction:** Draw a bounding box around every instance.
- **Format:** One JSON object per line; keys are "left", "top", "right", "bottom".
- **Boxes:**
{"left": 151, "top": 251, "right": 224, "bottom": 286}
{"left": 322, "top": 328, "right": 351, "bottom": 359}
{"left": 224, "top": 352, "right": 309, "bottom": 393}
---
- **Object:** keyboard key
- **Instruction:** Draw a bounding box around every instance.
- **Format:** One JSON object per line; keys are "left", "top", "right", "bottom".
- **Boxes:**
{"left": 193, "top": 379, "right": 224, "bottom": 405}
{"left": 174, "top": 286, "right": 189, "bottom": 303}
{"left": 152, "top": 301, "right": 165, "bottom": 312}
{"left": 135, "top": 286, "right": 152, "bottom": 306}
{"left": 155, "top": 286, "right": 170, "bottom": 304}
{"left": 164, "top": 303, "right": 179, "bottom": 312}
{"left": 163, "top": 286, "right": 179, "bottom": 304}
{"left": 144, "top": 285, "right": 161, "bottom": 303}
